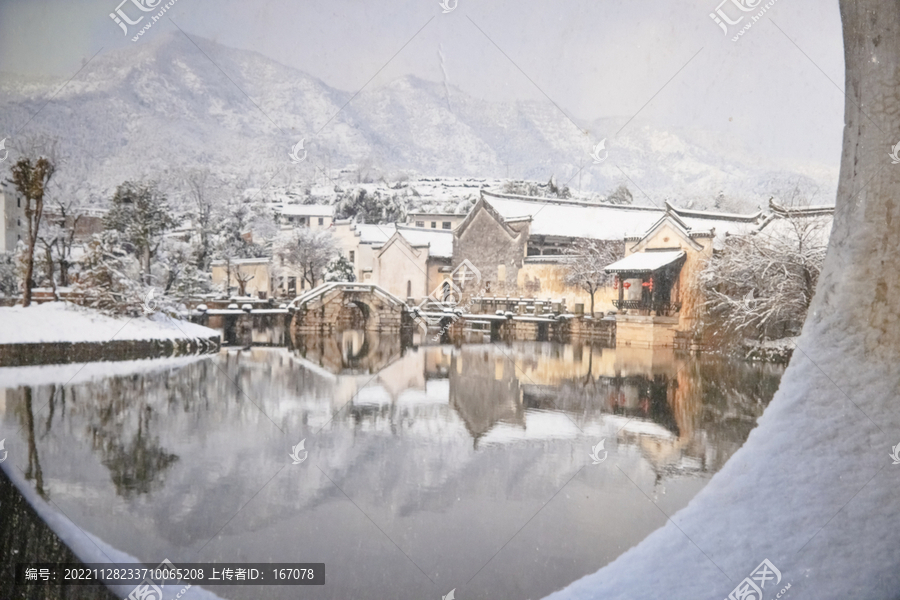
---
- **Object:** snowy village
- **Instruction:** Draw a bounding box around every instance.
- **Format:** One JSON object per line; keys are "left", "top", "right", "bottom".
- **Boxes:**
{"left": 0, "top": 2, "right": 898, "bottom": 600}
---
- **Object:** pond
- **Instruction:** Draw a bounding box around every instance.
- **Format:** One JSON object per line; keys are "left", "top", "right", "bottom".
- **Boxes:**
{"left": 0, "top": 333, "right": 784, "bottom": 599}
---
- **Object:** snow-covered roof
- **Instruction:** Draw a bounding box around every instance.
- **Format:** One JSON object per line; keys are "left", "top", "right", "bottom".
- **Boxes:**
{"left": 274, "top": 204, "right": 334, "bottom": 217}
{"left": 605, "top": 250, "right": 685, "bottom": 273}
{"left": 482, "top": 190, "right": 665, "bottom": 240}
{"left": 210, "top": 257, "right": 270, "bottom": 265}
{"left": 395, "top": 226, "right": 454, "bottom": 258}
{"left": 353, "top": 223, "right": 397, "bottom": 245}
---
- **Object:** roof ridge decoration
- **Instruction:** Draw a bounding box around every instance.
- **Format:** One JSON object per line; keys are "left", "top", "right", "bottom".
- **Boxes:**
{"left": 665, "top": 199, "right": 763, "bottom": 222}
{"left": 768, "top": 197, "right": 835, "bottom": 217}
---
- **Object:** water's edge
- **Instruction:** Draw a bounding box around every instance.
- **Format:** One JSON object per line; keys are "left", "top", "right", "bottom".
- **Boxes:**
{"left": 0, "top": 337, "right": 221, "bottom": 367}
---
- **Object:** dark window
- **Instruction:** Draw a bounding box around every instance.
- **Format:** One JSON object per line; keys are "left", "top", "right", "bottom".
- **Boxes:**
{"left": 288, "top": 277, "right": 296, "bottom": 295}
{"left": 442, "top": 221, "right": 451, "bottom": 229}
{"left": 431, "top": 222, "right": 437, "bottom": 228}
{"left": 17, "top": 198, "right": 21, "bottom": 208}
{"left": 300, "top": 217, "right": 306, "bottom": 225}
{"left": 349, "top": 250, "right": 355, "bottom": 262}
{"left": 318, "top": 217, "right": 324, "bottom": 225}
{"left": 288, "top": 216, "right": 295, "bottom": 222}
{"left": 415, "top": 221, "right": 425, "bottom": 227}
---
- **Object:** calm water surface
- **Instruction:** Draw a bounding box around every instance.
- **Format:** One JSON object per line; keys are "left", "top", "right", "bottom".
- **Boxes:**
{"left": 0, "top": 333, "right": 784, "bottom": 599}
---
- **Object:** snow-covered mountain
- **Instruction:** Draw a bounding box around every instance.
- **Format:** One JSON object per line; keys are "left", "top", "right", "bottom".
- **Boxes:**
{"left": 0, "top": 32, "right": 837, "bottom": 209}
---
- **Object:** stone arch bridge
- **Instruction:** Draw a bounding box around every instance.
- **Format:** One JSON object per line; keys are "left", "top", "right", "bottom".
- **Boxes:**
{"left": 288, "top": 283, "right": 413, "bottom": 334}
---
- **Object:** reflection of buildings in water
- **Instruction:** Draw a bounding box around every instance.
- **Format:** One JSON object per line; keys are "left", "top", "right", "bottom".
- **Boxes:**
{"left": 255, "top": 339, "right": 775, "bottom": 481}
{"left": 453, "top": 344, "right": 777, "bottom": 480}
{"left": 447, "top": 348, "right": 525, "bottom": 447}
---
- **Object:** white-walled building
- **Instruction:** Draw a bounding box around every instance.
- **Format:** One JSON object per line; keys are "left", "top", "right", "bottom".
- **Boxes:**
{"left": 273, "top": 204, "right": 334, "bottom": 230}
{"left": 0, "top": 188, "right": 26, "bottom": 253}
{"left": 406, "top": 212, "right": 467, "bottom": 231}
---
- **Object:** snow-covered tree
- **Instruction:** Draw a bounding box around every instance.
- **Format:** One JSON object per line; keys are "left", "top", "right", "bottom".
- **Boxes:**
{"left": 36, "top": 197, "right": 85, "bottom": 292}
{"left": 324, "top": 255, "right": 356, "bottom": 282}
{"left": 212, "top": 200, "right": 269, "bottom": 295}
{"left": 6, "top": 138, "right": 57, "bottom": 306}
{"left": 154, "top": 237, "right": 211, "bottom": 300}
{"left": 181, "top": 168, "right": 223, "bottom": 271}
{"left": 334, "top": 187, "right": 406, "bottom": 223}
{"left": 503, "top": 176, "right": 571, "bottom": 199}
{"left": 104, "top": 181, "right": 176, "bottom": 285}
{"left": 75, "top": 231, "right": 145, "bottom": 316}
{"left": 276, "top": 228, "right": 337, "bottom": 289}
{"left": 605, "top": 184, "right": 633, "bottom": 205}
{"left": 699, "top": 211, "right": 828, "bottom": 344}
{"left": 564, "top": 238, "right": 624, "bottom": 316}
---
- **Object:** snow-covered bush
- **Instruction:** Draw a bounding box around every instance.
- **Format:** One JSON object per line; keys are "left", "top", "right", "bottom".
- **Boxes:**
{"left": 324, "top": 255, "right": 356, "bottom": 283}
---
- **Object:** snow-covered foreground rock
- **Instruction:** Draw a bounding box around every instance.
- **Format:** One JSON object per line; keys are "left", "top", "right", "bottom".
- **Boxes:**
{"left": 0, "top": 302, "right": 218, "bottom": 345}
{"left": 545, "top": 3, "right": 900, "bottom": 598}
{"left": 2, "top": 450, "right": 226, "bottom": 600}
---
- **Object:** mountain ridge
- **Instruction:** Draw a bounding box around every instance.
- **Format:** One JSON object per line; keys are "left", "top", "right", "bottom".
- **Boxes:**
{"left": 0, "top": 32, "right": 837, "bottom": 209}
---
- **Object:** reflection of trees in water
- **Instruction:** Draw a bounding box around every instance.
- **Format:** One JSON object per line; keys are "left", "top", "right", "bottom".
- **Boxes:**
{"left": 23, "top": 386, "right": 45, "bottom": 498}
{"left": 92, "top": 408, "right": 178, "bottom": 499}
{"left": 81, "top": 378, "right": 179, "bottom": 499}
{"left": 10, "top": 384, "right": 73, "bottom": 499}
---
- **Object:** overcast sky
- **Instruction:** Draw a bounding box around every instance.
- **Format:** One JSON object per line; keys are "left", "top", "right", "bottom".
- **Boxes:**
{"left": 0, "top": 0, "right": 846, "bottom": 167}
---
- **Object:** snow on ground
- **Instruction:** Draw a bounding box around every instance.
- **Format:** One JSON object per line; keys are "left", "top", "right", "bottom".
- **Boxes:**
{"left": 0, "top": 302, "right": 219, "bottom": 345}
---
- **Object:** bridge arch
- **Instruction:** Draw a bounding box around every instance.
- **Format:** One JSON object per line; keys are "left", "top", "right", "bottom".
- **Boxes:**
{"left": 289, "top": 283, "right": 413, "bottom": 334}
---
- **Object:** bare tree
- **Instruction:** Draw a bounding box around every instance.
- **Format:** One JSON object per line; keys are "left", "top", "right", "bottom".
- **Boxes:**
{"left": 6, "top": 138, "right": 57, "bottom": 306}
{"left": 564, "top": 238, "right": 624, "bottom": 316}
{"left": 234, "top": 271, "right": 255, "bottom": 296}
{"left": 276, "top": 229, "right": 337, "bottom": 290}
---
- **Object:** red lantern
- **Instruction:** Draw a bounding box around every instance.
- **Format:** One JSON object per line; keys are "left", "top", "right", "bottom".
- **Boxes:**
{"left": 613, "top": 276, "right": 618, "bottom": 290}
{"left": 623, "top": 281, "right": 631, "bottom": 289}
